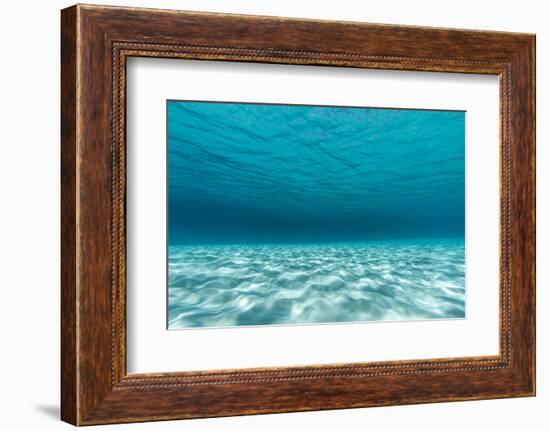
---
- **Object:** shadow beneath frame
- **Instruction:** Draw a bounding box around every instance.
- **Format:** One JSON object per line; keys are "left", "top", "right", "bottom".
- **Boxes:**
{"left": 35, "top": 404, "right": 60, "bottom": 421}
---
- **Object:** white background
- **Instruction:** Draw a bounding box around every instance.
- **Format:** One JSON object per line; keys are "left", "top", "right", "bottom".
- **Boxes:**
{"left": 127, "top": 59, "right": 500, "bottom": 373}
{"left": 0, "top": 0, "right": 547, "bottom": 430}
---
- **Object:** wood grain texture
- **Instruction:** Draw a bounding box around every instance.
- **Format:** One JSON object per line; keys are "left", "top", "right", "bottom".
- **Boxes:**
{"left": 60, "top": 6, "right": 78, "bottom": 425}
{"left": 60, "top": 4, "right": 536, "bottom": 425}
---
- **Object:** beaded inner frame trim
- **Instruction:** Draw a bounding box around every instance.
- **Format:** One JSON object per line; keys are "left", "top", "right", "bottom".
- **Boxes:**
{"left": 110, "top": 42, "right": 513, "bottom": 388}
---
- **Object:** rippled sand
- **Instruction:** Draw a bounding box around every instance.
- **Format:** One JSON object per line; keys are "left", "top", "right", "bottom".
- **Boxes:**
{"left": 168, "top": 239, "right": 465, "bottom": 329}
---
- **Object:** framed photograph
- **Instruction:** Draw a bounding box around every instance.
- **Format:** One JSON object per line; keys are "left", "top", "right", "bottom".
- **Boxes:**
{"left": 61, "top": 4, "right": 536, "bottom": 425}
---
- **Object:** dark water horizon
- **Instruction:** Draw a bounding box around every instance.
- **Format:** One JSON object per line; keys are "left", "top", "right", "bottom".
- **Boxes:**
{"left": 167, "top": 234, "right": 465, "bottom": 247}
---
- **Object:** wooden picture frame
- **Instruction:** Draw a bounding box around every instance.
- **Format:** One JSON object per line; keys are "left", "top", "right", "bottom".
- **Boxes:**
{"left": 61, "top": 4, "right": 535, "bottom": 426}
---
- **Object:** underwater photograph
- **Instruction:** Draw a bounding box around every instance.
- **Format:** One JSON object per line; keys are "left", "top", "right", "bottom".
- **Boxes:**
{"left": 167, "top": 100, "right": 466, "bottom": 329}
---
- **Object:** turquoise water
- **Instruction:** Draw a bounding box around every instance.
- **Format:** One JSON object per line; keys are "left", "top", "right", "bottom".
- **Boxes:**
{"left": 167, "top": 101, "right": 465, "bottom": 329}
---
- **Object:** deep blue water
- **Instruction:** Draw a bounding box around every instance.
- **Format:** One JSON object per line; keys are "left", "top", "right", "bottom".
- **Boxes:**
{"left": 167, "top": 101, "right": 465, "bottom": 329}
